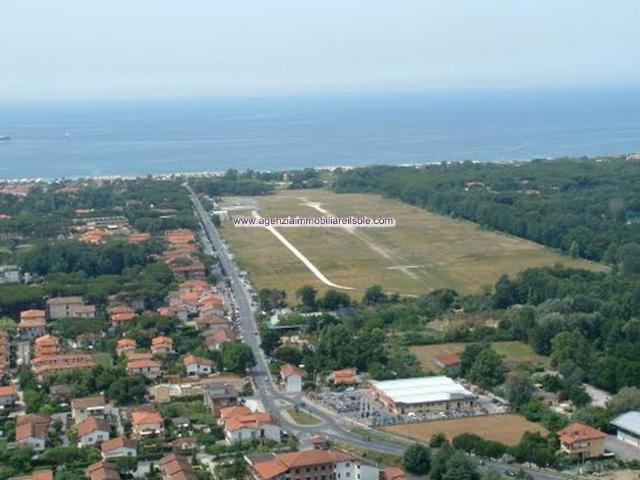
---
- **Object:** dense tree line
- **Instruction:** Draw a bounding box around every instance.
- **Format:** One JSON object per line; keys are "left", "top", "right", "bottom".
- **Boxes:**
{"left": 332, "top": 157, "right": 640, "bottom": 263}
{"left": 191, "top": 170, "right": 274, "bottom": 196}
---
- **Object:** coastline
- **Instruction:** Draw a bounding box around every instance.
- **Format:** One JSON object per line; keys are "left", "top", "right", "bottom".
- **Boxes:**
{"left": 2, "top": 153, "right": 640, "bottom": 183}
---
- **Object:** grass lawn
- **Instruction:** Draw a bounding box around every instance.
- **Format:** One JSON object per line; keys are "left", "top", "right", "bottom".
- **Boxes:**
{"left": 383, "top": 414, "right": 547, "bottom": 446}
{"left": 219, "top": 189, "right": 603, "bottom": 300}
{"left": 287, "top": 407, "right": 321, "bottom": 425}
{"left": 411, "top": 341, "right": 547, "bottom": 372}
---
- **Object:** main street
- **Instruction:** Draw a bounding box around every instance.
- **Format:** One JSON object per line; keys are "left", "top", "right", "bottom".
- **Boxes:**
{"left": 187, "top": 185, "right": 406, "bottom": 455}
{"left": 187, "top": 186, "right": 576, "bottom": 480}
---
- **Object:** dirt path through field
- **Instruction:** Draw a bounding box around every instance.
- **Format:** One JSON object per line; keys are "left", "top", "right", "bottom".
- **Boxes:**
{"left": 299, "top": 197, "right": 420, "bottom": 280}
{"left": 250, "top": 210, "right": 356, "bottom": 291}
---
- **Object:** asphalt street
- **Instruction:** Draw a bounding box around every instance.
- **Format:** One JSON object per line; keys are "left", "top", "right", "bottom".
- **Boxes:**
{"left": 188, "top": 185, "right": 575, "bottom": 480}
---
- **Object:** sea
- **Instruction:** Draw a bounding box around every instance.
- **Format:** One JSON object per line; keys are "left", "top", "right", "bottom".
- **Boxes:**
{"left": 0, "top": 87, "right": 639, "bottom": 180}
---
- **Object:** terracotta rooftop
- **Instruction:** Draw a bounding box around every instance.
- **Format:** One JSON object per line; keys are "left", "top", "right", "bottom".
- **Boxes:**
{"left": 281, "top": 363, "right": 305, "bottom": 378}
{"left": 20, "top": 309, "right": 46, "bottom": 320}
{"left": 101, "top": 436, "right": 137, "bottom": 452}
{"left": 76, "top": 416, "right": 109, "bottom": 438}
{"left": 11, "top": 470, "right": 54, "bottom": 480}
{"left": 71, "top": 395, "right": 105, "bottom": 409}
{"left": 127, "top": 359, "right": 162, "bottom": 370}
{"left": 183, "top": 355, "right": 212, "bottom": 366}
{"left": 86, "top": 461, "right": 121, "bottom": 480}
{"left": 0, "top": 385, "right": 17, "bottom": 396}
{"left": 152, "top": 335, "right": 174, "bottom": 346}
{"left": 558, "top": 422, "right": 605, "bottom": 445}
{"left": 251, "top": 449, "right": 354, "bottom": 479}
{"left": 46, "top": 296, "right": 84, "bottom": 305}
{"left": 435, "top": 353, "right": 461, "bottom": 367}
{"left": 131, "top": 410, "right": 163, "bottom": 426}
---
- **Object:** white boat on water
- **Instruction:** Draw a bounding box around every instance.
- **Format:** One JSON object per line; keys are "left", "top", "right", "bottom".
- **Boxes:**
{"left": 0, "top": 135, "right": 10, "bottom": 141}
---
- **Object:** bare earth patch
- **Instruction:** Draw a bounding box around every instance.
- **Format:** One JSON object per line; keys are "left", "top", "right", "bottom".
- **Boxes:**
{"left": 383, "top": 414, "right": 547, "bottom": 446}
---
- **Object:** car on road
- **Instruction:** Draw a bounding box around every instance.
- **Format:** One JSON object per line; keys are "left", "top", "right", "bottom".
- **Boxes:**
{"left": 504, "top": 469, "right": 518, "bottom": 477}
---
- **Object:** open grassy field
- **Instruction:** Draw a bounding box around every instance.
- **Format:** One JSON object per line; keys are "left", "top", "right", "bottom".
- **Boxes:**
{"left": 219, "top": 189, "right": 604, "bottom": 300}
{"left": 410, "top": 341, "right": 547, "bottom": 372}
{"left": 383, "top": 414, "right": 547, "bottom": 446}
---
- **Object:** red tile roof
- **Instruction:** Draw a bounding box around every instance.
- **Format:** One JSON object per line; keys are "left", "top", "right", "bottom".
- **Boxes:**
{"left": 558, "top": 422, "right": 605, "bottom": 445}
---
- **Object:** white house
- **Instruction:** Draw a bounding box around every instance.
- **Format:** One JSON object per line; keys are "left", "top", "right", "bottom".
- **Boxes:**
{"left": 335, "top": 457, "right": 380, "bottom": 480}
{"left": 183, "top": 355, "right": 212, "bottom": 376}
{"left": 280, "top": 364, "right": 304, "bottom": 393}
{"left": 101, "top": 437, "right": 137, "bottom": 459}
{"left": 76, "top": 417, "right": 110, "bottom": 447}
{"left": 219, "top": 406, "right": 280, "bottom": 444}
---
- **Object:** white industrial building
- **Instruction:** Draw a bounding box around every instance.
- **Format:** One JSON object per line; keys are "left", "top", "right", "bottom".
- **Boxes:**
{"left": 611, "top": 411, "right": 640, "bottom": 448}
{"left": 369, "top": 376, "right": 476, "bottom": 414}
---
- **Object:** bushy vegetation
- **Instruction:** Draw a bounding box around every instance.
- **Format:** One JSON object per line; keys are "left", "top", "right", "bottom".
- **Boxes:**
{"left": 333, "top": 157, "right": 640, "bottom": 264}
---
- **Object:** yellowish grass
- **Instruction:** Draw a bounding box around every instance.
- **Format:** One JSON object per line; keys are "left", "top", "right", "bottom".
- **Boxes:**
{"left": 383, "top": 414, "right": 547, "bottom": 446}
{"left": 220, "top": 189, "right": 604, "bottom": 300}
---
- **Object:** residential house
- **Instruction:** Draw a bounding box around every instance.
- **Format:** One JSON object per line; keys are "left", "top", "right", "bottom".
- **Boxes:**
{"left": 246, "top": 448, "right": 380, "bottom": 480}
{"left": 17, "top": 310, "right": 46, "bottom": 340}
{"left": 329, "top": 368, "right": 359, "bottom": 386}
{"left": 20, "top": 309, "right": 46, "bottom": 324}
{"left": 557, "top": 422, "right": 606, "bottom": 458}
{"left": 434, "top": 353, "right": 462, "bottom": 375}
{"left": 179, "top": 279, "right": 210, "bottom": 294}
{"left": 0, "top": 385, "right": 18, "bottom": 406}
{"left": 75, "top": 332, "right": 103, "bottom": 349}
{"left": 219, "top": 405, "right": 280, "bottom": 444}
{"left": 116, "top": 338, "right": 137, "bottom": 356}
{"left": 166, "top": 229, "right": 196, "bottom": 245}
{"left": 194, "top": 315, "right": 229, "bottom": 330}
{"left": 280, "top": 364, "right": 305, "bottom": 393}
{"left": 34, "top": 335, "right": 59, "bottom": 357}
{"left": 169, "top": 259, "right": 206, "bottom": 280}
{"left": 10, "top": 470, "right": 54, "bottom": 480}
{"left": 128, "top": 232, "right": 150, "bottom": 244}
{"left": 31, "top": 353, "right": 95, "bottom": 379}
{"left": 202, "top": 327, "right": 235, "bottom": 351}
{"left": 80, "top": 229, "right": 111, "bottom": 244}
{"left": 131, "top": 409, "right": 164, "bottom": 438}
{"left": 86, "top": 461, "right": 121, "bottom": 480}
{"left": 101, "top": 437, "right": 138, "bottom": 459}
{"left": 76, "top": 417, "right": 110, "bottom": 447}
{"left": 611, "top": 411, "right": 640, "bottom": 449}
{"left": 157, "top": 306, "right": 175, "bottom": 317}
{"left": 15, "top": 414, "right": 50, "bottom": 451}
{"left": 151, "top": 336, "right": 175, "bottom": 355}
{"left": 169, "top": 436, "right": 197, "bottom": 451}
{"left": 159, "top": 453, "right": 197, "bottom": 480}
{"left": 203, "top": 384, "right": 238, "bottom": 414}
{"left": 126, "top": 359, "right": 162, "bottom": 379}
{"left": 183, "top": 355, "right": 213, "bottom": 376}
{"left": 73, "top": 304, "right": 97, "bottom": 318}
{"left": 109, "top": 305, "right": 137, "bottom": 326}
{"left": 125, "top": 351, "right": 154, "bottom": 361}
{"left": 46, "top": 296, "right": 95, "bottom": 319}
{"left": 71, "top": 395, "right": 107, "bottom": 423}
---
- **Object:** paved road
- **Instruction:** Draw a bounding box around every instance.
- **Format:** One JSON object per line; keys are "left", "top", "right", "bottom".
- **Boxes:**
{"left": 188, "top": 186, "right": 404, "bottom": 455}
{"left": 188, "top": 186, "right": 574, "bottom": 480}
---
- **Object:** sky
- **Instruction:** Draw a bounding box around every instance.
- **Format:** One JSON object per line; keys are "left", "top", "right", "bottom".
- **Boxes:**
{"left": 1, "top": 0, "right": 639, "bottom": 101}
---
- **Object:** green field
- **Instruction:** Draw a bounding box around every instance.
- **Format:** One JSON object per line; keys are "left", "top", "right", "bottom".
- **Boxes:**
{"left": 410, "top": 341, "right": 548, "bottom": 372}
{"left": 219, "top": 189, "right": 604, "bottom": 300}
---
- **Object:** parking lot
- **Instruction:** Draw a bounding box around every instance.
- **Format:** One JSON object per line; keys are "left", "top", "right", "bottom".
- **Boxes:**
{"left": 315, "top": 386, "right": 508, "bottom": 427}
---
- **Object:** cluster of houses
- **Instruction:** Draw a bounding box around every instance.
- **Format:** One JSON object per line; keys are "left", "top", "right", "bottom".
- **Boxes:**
{"left": 163, "top": 229, "right": 206, "bottom": 279}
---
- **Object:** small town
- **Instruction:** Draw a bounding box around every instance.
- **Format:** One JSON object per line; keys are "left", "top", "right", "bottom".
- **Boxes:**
{"left": 0, "top": 169, "right": 638, "bottom": 480}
